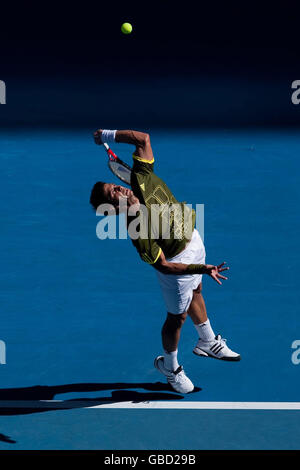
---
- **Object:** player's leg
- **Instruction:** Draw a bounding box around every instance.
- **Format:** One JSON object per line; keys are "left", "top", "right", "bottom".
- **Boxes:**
{"left": 161, "top": 311, "right": 187, "bottom": 353}
{"left": 154, "top": 243, "right": 201, "bottom": 393}
{"left": 154, "top": 311, "right": 194, "bottom": 393}
{"left": 188, "top": 282, "right": 216, "bottom": 341}
{"left": 189, "top": 283, "right": 241, "bottom": 361}
{"left": 187, "top": 282, "right": 208, "bottom": 325}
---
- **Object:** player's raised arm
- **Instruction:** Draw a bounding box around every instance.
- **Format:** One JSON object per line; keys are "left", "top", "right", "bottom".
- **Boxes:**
{"left": 153, "top": 250, "right": 229, "bottom": 285}
{"left": 94, "top": 128, "right": 154, "bottom": 162}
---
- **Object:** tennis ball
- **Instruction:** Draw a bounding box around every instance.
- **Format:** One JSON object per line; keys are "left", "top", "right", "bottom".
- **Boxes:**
{"left": 121, "top": 23, "right": 132, "bottom": 34}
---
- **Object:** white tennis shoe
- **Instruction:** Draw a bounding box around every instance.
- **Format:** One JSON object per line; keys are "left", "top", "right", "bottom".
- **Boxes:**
{"left": 154, "top": 356, "right": 194, "bottom": 394}
{"left": 193, "top": 334, "right": 241, "bottom": 361}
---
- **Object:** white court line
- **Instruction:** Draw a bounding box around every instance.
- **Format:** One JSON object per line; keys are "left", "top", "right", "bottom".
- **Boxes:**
{"left": 88, "top": 401, "right": 300, "bottom": 410}
{"left": 0, "top": 401, "right": 300, "bottom": 410}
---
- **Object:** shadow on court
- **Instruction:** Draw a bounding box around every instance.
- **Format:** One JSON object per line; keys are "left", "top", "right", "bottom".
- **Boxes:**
{"left": 0, "top": 433, "right": 16, "bottom": 444}
{"left": 0, "top": 382, "right": 201, "bottom": 417}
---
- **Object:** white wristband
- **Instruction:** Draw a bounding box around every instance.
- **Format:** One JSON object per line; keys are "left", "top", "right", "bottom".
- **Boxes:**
{"left": 101, "top": 129, "right": 117, "bottom": 143}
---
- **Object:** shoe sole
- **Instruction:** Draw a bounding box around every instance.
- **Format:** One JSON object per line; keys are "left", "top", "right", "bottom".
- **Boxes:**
{"left": 193, "top": 348, "right": 241, "bottom": 362}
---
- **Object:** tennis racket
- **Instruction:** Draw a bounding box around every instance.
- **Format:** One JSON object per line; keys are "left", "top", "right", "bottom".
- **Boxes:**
{"left": 103, "top": 143, "right": 132, "bottom": 185}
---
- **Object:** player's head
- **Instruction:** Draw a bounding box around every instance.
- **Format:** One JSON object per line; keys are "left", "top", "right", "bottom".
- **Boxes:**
{"left": 89, "top": 181, "right": 139, "bottom": 214}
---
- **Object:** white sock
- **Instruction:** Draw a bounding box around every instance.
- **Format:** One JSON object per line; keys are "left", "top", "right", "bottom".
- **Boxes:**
{"left": 194, "top": 318, "right": 215, "bottom": 342}
{"left": 163, "top": 350, "right": 179, "bottom": 372}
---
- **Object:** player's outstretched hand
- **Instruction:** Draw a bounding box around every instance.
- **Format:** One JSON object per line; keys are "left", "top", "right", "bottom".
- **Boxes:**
{"left": 204, "top": 262, "right": 229, "bottom": 285}
{"left": 94, "top": 129, "right": 103, "bottom": 145}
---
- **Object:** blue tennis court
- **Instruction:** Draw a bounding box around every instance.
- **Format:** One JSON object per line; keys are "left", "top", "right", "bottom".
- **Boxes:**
{"left": 0, "top": 129, "right": 300, "bottom": 449}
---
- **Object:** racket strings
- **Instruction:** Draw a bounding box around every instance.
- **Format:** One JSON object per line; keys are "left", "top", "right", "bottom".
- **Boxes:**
{"left": 108, "top": 160, "right": 131, "bottom": 185}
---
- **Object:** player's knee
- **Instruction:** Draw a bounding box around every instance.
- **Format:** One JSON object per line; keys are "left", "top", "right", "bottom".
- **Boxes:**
{"left": 167, "top": 312, "right": 187, "bottom": 329}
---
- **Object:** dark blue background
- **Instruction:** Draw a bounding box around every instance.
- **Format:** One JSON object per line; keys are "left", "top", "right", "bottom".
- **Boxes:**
{"left": 1, "top": 2, "right": 300, "bottom": 129}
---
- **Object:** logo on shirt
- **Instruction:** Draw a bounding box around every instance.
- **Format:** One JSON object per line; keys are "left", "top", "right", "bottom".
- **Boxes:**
{"left": 140, "top": 183, "right": 145, "bottom": 192}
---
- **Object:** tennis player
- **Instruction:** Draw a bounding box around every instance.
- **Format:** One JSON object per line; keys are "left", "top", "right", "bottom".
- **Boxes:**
{"left": 90, "top": 129, "right": 240, "bottom": 394}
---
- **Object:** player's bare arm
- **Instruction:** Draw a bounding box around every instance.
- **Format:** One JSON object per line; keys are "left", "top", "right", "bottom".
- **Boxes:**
{"left": 154, "top": 251, "right": 229, "bottom": 285}
{"left": 94, "top": 129, "right": 154, "bottom": 162}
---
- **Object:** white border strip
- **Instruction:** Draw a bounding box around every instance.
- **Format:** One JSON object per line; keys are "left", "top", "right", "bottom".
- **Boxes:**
{"left": 0, "top": 401, "right": 300, "bottom": 410}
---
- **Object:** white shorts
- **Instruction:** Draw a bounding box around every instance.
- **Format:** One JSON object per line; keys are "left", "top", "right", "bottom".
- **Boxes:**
{"left": 155, "top": 229, "right": 206, "bottom": 314}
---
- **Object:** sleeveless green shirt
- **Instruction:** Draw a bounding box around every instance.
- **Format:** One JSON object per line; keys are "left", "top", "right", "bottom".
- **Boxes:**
{"left": 129, "top": 155, "right": 196, "bottom": 264}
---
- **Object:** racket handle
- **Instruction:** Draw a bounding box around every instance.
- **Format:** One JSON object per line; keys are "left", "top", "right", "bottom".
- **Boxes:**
{"left": 103, "top": 142, "right": 118, "bottom": 161}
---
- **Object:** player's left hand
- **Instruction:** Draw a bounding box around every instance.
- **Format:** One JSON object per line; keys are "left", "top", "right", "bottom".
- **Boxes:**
{"left": 204, "top": 262, "right": 229, "bottom": 285}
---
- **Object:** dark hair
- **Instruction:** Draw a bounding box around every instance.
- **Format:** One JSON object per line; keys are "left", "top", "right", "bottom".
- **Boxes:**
{"left": 89, "top": 181, "right": 107, "bottom": 211}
